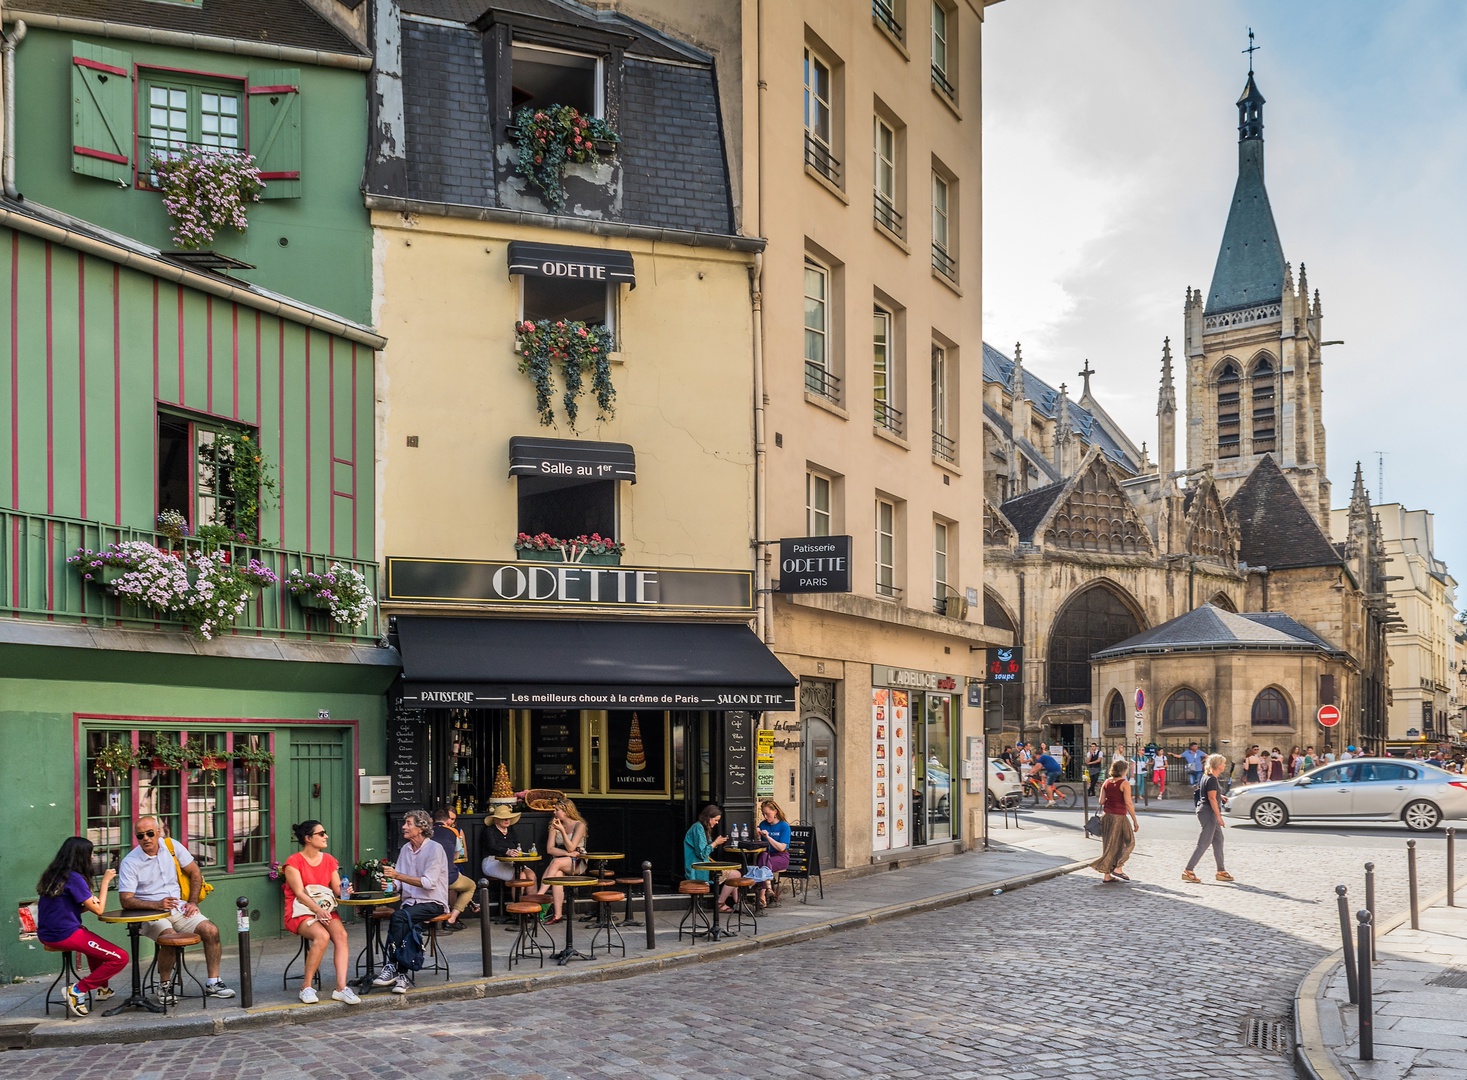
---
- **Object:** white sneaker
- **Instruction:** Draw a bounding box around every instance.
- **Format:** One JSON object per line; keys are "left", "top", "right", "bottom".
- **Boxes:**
{"left": 331, "top": 987, "right": 362, "bottom": 1005}
{"left": 391, "top": 974, "right": 409, "bottom": 995}
{"left": 299, "top": 986, "right": 319, "bottom": 1004}
{"left": 371, "top": 962, "right": 397, "bottom": 987}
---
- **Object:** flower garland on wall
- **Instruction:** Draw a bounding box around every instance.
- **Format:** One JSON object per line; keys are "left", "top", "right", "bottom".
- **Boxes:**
{"left": 515, "top": 319, "right": 616, "bottom": 431}
{"left": 512, "top": 105, "right": 618, "bottom": 211}
{"left": 148, "top": 148, "right": 264, "bottom": 249}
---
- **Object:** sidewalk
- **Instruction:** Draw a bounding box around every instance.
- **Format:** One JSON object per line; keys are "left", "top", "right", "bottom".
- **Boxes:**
{"left": 1296, "top": 881, "right": 1467, "bottom": 1080}
{"left": 0, "top": 820, "right": 1092, "bottom": 1049}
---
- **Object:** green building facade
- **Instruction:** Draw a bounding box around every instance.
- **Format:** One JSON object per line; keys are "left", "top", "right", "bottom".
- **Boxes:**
{"left": 8, "top": 8, "right": 374, "bottom": 323}
{"left": 0, "top": 201, "right": 396, "bottom": 979}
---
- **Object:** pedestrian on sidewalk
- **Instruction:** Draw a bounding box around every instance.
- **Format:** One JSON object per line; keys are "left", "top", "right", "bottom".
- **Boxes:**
{"left": 1182, "top": 754, "right": 1233, "bottom": 884}
{"left": 1242, "top": 745, "right": 1262, "bottom": 784}
{"left": 1084, "top": 742, "right": 1103, "bottom": 796}
{"left": 282, "top": 820, "right": 360, "bottom": 1005}
{"left": 1150, "top": 747, "right": 1171, "bottom": 799}
{"left": 1181, "top": 742, "right": 1205, "bottom": 789}
{"left": 1090, "top": 761, "right": 1139, "bottom": 883}
{"left": 36, "top": 836, "right": 127, "bottom": 1016}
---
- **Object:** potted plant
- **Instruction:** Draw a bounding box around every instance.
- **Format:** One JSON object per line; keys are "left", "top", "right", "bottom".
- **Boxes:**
{"left": 94, "top": 739, "right": 139, "bottom": 777}
{"left": 235, "top": 742, "right": 275, "bottom": 774}
{"left": 147, "top": 731, "right": 190, "bottom": 771}
{"left": 147, "top": 147, "right": 265, "bottom": 250}
{"left": 515, "top": 532, "right": 625, "bottom": 566}
{"left": 511, "top": 104, "right": 618, "bottom": 211}
{"left": 514, "top": 318, "right": 616, "bottom": 431}
{"left": 156, "top": 509, "right": 190, "bottom": 553}
{"left": 353, "top": 858, "right": 386, "bottom": 893}
{"left": 187, "top": 742, "right": 230, "bottom": 772}
{"left": 285, "top": 563, "right": 377, "bottom": 626}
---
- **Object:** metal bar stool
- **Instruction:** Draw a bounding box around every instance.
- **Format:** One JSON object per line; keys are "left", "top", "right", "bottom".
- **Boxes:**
{"left": 420, "top": 913, "right": 452, "bottom": 982}
{"left": 43, "top": 944, "right": 91, "bottom": 1018}
{"left": 283, "top": 934, "right": 323, "bottom": 991}
{"left": 355, "top": 906, "right": 395, "bottom": 980}
{"left": 506, "top": 892, "right": 551, "bottom": 970}
{"left": 728, "top": 875, "right": 759, "bottom": 935}
{"left": 588, "top": 889, "right": 626, "bottom": 957}
{"left": 144, "top": 931, "right": 207, "bottom": 1011}
{"left": 676, "top": 880, "right": 713, "bottom": 942}
{"left": 614, "top": 876, "right": 644, "bottom": 927}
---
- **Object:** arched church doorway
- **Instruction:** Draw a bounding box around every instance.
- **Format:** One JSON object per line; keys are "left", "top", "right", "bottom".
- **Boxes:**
{"left": 1047, "top": 584, "right": 1145, "bottom": 705}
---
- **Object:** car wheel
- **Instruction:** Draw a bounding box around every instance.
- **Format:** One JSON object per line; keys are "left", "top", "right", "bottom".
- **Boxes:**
{"left": 1403, "top": 800, "right": 1442, "bottom": 832}
{"left": 1251, "top": 798, "right": 1288, "bottom": 829}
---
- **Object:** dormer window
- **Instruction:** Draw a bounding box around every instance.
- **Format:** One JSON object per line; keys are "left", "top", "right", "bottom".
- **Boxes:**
{"left": 511, "top": 43, "right": 603, "bottom": 117}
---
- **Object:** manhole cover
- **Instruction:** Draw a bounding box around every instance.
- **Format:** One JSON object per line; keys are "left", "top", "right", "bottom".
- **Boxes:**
{"left": 1242, "top": 1017, "right": 1291, "bottom": 1055}
{"left": 1426, "top": 967, "right": 1467, "bottom": 988}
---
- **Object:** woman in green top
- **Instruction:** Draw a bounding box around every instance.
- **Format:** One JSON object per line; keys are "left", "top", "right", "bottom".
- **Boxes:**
{"left": 683, "top": 803, "right": 740, "bottom": 911}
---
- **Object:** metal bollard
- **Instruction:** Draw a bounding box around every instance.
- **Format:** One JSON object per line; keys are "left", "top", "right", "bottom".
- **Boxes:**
{"left": 641, "top": 861, "right": 656, "bottom": 950}
{"left": 1364, "top": 862, "right": 1376, "bottom": 964}
{"left": 235, "top": 896, "right": 253, "bottom": 1008}
{"left": 478, "top": 879, "right": 494, "bottom": 978}
{"left": 1356, "top": 909, "right": 1374, "bottom": 1061}
{"left": 1448, "top": 828, "right": 1456, "bottom": 908}
{"left": 1336, "top": 885, "right": 1358, "bottom": 1004}
{"left": 1408, "top": 839, "right": 1420, "bottom": 930}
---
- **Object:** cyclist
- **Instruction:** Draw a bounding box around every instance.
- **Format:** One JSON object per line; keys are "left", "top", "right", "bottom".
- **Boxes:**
{"left": 1036, "top": 747, "right": 1065, "bottom": 806}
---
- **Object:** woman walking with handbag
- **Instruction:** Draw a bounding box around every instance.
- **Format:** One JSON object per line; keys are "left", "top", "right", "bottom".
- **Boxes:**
{"left": 1090, "top": 761, "right": 1139, "bottom": 883}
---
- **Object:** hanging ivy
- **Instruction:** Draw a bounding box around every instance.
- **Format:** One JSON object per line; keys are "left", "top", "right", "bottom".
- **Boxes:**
{"left": 515, "top": 319, "right": 616, "bottom": 432}
{"left": 512, "top": 105, "right": 618, "bottom": 211}
{"left": 211, "top": 429, "right": 278, "bottom": 541}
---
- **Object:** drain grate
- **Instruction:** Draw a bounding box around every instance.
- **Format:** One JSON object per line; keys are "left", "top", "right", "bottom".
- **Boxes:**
{"left": 1242, "top": 1017, "right": 1291, "bottom": 1055}
{"left": 1426, "top": 967, "right": 1467, "bottom": 988}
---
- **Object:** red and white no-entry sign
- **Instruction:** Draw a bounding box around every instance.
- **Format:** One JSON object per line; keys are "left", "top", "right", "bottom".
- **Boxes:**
{"left": 1317, "top": 705, "right": 1341, "bottom": 728}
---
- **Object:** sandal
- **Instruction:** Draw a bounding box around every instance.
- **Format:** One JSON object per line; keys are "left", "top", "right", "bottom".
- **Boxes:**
{"left": 717, "top": 905, "right": 735, "bottom": 913}
{"left": 1113, "top": 871, "right": 1130, "bottom": 881}
{"left": 1215, "top": 871, "right": 1235, "bottom": 882}
{"left": 545, "top": 915, "right": 564, "bottom": 926}
{"left": 1181, "top": 870, "right": 1201, "bottom": 883}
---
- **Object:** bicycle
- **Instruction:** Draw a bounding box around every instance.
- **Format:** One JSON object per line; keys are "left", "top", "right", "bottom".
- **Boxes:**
{"left": 1022, "top": 777, "right": 1077, "bottom": 809}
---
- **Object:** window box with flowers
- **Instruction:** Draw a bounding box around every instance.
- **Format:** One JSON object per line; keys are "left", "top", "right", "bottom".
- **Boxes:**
{"left": 515, "top": 532, "right": 625, "bottom": 566}
{"left": 147, "top": 147, "right": 265, "bottom": 250}
{"left": 515, "top": 319, "right": 616, "bottom": 432}
{"left": 285, "top": 563, "right": 377, "bottom": 626}
{"left": 511, "top": 105, "right": 619, "bottom": 212}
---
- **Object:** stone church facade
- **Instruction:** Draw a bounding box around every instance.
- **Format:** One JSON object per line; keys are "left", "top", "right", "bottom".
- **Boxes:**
{"left": 980, "top": 71, "right": 1392, "bottom": 757}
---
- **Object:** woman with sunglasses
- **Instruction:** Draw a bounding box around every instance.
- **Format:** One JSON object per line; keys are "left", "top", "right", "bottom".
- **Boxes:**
{"left": 36, "top": 836, "right": 128, "bottom": 1016}
{"left": 282, "top": 820, "right": 359, "bottom": 1005}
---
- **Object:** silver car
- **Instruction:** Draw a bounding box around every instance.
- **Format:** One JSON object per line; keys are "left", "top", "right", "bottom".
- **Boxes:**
{"left": 1226, "top": 757, "right": 1467, "bottom": 831}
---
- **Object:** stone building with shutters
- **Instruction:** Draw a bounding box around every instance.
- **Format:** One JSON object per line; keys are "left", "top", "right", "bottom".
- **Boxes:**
{"left": 978, "top": 69, "right": 1393, "bottom": 760}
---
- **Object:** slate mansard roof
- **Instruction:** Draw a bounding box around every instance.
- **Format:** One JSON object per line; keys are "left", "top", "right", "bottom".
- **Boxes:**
{"left": 383, "top": 0, "right": 735, "bottom": 235}
{"left": 1225, "top": 456, "right": 1342, "bottom": 570}
{"left": 15, "top": 0, "right": 366, "bottom": 56}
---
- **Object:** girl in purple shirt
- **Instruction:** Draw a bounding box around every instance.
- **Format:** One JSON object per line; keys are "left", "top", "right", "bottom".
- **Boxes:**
{"left": 36, "top": 836, "right": 128, "bottom": 1017}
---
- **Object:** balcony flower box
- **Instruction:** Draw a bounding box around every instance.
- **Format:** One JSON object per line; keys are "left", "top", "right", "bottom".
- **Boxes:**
{"left": 517, "top": 548, "right": 621, "bottom": 566}
{"left": 513, "top": 532, "right": 625, "bottom": 566}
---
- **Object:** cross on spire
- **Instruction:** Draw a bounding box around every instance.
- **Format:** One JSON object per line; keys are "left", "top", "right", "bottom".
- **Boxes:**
{"left": 1243, "top": 27, "right": 1259, "bottom": 74}
{"left": 1078, "top": 359, "right": 1094, "bottom": 397}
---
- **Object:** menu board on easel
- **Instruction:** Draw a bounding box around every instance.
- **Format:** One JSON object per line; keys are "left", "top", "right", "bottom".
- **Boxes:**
{"left": 388, "top": 699, "right": 428, "bottom": 809}
{"left": 530, "top": 710, "right": 581, "bottom": 788}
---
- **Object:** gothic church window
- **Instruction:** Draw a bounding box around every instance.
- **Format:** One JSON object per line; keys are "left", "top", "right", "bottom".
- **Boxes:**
{"left": 1217, "top": 361, "right": 1241, "bottom": 459}
{"left": 1250, "top": 357, "right": 1276, "bottom": 454}
{"left": 1046, "top": 584, "right": 1142, "bottom": 705}
{"left": 1106, "top": 691, "right": 1125, "bottom": 731}
{"left": 1162, "top": 688, "right": 1207, "bottom": 728}
{"left": 1251, "top": 687, "right": 1290, "bottom": 726}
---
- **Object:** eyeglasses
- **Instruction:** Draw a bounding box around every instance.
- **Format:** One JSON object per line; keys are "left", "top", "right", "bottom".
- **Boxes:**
{"left": 310, "top": 831, "right": 328, "bottom": 838}
{"left": 135, "top": 829, "right": 157, "bottom": 840}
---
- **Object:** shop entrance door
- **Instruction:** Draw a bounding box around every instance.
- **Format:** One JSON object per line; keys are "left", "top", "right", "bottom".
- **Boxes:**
{"left": 287, "top": 728, "right": 350, "bottom": 851}
{"left": 801, "top": 718, "right": 836, "bottom": 867}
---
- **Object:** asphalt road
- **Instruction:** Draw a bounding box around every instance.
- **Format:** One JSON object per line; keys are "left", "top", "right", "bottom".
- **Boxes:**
{"left": 14, "top": 811, "right": 1450, "bottom": 1079}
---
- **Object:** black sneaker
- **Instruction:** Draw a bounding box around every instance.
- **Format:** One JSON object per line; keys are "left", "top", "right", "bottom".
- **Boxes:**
{"left": 204, "top": 980, "right": 236, "bottom": 999}
{"left": 371, "top": 962, "right": 398, "bottom": 987}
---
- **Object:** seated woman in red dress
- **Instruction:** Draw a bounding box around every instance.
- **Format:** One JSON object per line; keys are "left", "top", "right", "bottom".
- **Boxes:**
{"left": 282, "top": 819, "right": 359, "bottom": 1005}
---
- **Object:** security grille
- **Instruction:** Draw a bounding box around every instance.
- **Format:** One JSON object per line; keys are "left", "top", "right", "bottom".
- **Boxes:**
{"left": 1427, "top": 968, "right": 1467, "bottom": 988}
{"left": 1242, "top": 1017, "right": 1291, "bottom": 1055}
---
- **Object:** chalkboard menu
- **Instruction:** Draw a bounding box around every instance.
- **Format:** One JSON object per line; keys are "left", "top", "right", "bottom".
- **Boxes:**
{"left": 388, "top": 699, "right": 429, "bottom": 808}
{"left": 785, "top": 824, "right": 824, "bottom": 900}
{"left": 530, "top": 711, "right": 581, "bottom": 788}
{"left": 724, "top": 710, "right": 753, "bottom": 802}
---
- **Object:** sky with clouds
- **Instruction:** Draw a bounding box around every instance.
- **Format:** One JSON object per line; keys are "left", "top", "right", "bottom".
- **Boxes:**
{"left": 982, "top": 0, "right": 1467, "bottom": 594}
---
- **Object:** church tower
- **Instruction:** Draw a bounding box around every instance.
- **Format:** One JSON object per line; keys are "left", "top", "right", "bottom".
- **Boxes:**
{"left": 1183, "top": 67, "right": 1330, "bottom": 524}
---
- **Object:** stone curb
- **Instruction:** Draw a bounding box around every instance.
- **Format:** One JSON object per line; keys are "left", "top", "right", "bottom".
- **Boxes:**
{"left": 19, "top": 856, "right": 1091, "bottom": 1049}
{"left": 1293, "top": 873, "right": 1467, "bottom": 1080}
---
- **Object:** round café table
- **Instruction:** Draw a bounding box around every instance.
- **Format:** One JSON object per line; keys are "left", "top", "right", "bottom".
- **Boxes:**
{"left": 541, "top": 876, "right": 597, "bottom": 965}
{"left": 576, "top": 853, "right": 625, "bottom": 922}
{"left": 690, "top": 862, "right": 741, "bottom": 941}
{"left": 340, "top": 892, "right": 399, "bottom": 988}
{"left": 495, "top": 854, "right": 542, "bottom": 923}
{"left": 96, "top": 910, "right": 170, "bottom": 1016}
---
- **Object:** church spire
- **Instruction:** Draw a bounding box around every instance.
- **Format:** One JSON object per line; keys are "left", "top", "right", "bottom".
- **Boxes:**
{"left": 1010, "top": 342, "right": 1026, "bottom": 399}
{"left": 1157, "top": 338, "right": 1176, "bottom": 485}
{"left": 1205, "top": 45, "right": 1286, "bottom": 316}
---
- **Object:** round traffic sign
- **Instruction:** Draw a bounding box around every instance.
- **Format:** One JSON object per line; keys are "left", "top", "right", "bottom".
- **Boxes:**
{"left": 1317, "top": 704, "right": 1341, "bottom": 728}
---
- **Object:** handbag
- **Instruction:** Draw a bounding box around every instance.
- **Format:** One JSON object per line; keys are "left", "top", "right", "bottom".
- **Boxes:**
{"left": 164, "top": 837, "right": 215, "bottom": 901}
{"left": 1085, "top": 813, "right": 1104, "bottom": 838}
{"left": 290, "top": 884, "right": 338, "bottom": 921}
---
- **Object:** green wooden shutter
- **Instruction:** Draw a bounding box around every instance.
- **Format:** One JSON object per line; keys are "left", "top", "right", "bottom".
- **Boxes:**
{"left": 71, "top": 41, "right": 133, "bottom": 181}
{"left": 247, "top": 68, "right": 302, "bottom": 199}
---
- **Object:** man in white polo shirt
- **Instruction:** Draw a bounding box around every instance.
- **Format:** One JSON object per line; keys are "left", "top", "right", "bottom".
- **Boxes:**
{"left": 117, "top": 815, "right": 234, "bottom": 999}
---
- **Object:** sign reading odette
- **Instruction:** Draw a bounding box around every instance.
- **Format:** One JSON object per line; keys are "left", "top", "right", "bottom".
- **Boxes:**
{"left": 777, "top": 535, "right": 852, "bottom": 593}
{"left": 386, "top": 557, "right": 753, "bottom": 611}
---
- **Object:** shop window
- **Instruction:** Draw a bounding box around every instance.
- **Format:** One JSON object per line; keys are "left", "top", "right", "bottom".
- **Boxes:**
{"left": 1252, "top": 687, "right": 1290, "bottom": 726}
{"left": 510, "top": 43, "right": 603, "bottom": 116}
{"left": 157, "top": 412, "right": 258, "bottom": 537}
{"left": 1162, "top": 689, "right": 1208, "bottom": 728}
{"left": 807, "top": 470, "right": 833, "bottom": 536}
{"left": 517, "top": 476, "right": 617, "bottom": 540}
{"left": 522, "top": 274, "right": 615, "bottom": 333}
{"left": 82, "top": 727, "right": 273, "bottom": 875}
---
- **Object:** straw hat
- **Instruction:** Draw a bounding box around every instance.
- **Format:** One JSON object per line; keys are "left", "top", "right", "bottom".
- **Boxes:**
{"left": 485, "top": 804, "right": 521, "bottom": 826}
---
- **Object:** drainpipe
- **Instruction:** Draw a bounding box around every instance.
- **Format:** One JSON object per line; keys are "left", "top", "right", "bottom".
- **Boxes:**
{"left": 2, "top": 19, "right": 27, "bottom": 200}
{"left": 751, "top": 251, "right": 770, "bottom": 644}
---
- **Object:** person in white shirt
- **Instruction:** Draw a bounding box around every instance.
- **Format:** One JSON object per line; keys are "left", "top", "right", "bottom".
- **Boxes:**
{"left": 372, "top": 810, "right": 449, "bottom": 994}
{"left": 117, "top": 816, "right": 234, "bottom": 998}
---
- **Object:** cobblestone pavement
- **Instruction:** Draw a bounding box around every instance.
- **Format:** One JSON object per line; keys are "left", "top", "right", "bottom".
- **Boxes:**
{"left": 12, "top": 813, "right": 1452, "bottom": 1079}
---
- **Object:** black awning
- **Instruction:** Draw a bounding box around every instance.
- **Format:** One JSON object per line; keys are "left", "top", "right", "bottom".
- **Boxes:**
{"left": 508, "top": 436, "right": 636, "bottom": 483}
{"left": 506, "top": 241, "right": 636, "bottom": 288}
{"left": 396, "top": 617, "right": 796, "bottom": 711}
